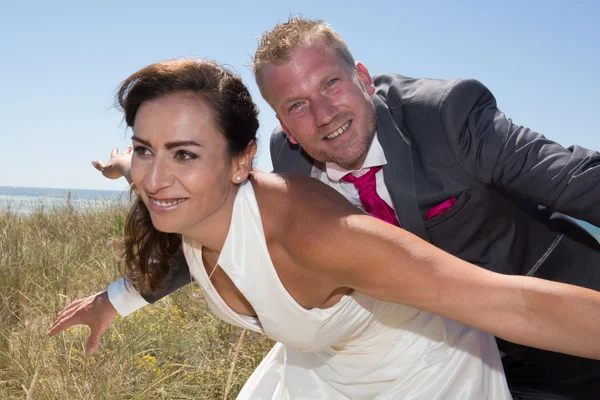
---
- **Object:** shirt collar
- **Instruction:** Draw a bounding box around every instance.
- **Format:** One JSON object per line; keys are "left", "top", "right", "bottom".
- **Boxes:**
{"left": 325, "top": 132, "right": 387, "bottom": 182}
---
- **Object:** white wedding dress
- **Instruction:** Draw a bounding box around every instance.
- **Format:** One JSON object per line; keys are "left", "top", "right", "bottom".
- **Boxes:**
{"left": 182, "top": 180, "right": 511, "bottom": 399}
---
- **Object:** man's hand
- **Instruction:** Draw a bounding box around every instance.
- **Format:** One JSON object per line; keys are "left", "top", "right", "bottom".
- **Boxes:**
{"left": 92, "top": 146, "right": 133, "bottom": 184}
{"left": 47, "top": 291, "right": 118, "bottom": 355}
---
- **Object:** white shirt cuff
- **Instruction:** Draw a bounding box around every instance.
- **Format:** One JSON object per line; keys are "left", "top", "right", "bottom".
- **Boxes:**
{"left": 107, "top": 277, "right": 149, "bottom": 317}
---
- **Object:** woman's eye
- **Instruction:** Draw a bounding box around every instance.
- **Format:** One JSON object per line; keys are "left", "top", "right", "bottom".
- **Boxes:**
{"left": 174, "top": 150, "right": 198, "bottom": 161}
{"left": 326, "top": 78, "right": 339, "bottom": 87}
{"left": 289, "top": 102, "right": 302, "bottom": 112}
{"left": 133, "top": 146, "right": 151, "bottom": 156}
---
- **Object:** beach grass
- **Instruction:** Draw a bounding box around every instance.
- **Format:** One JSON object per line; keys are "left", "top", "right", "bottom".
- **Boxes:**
{"left": 0, "top": 201, "right": 273, "bottom": 399}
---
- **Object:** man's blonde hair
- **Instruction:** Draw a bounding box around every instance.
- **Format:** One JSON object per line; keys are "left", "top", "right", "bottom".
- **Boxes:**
{"left": 252, "top": 17, "right": 356, "bottom": 95}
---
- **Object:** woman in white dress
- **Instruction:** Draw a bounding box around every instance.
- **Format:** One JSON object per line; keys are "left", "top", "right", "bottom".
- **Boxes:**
{"left": 49, "top": 58, "right": 600, "bottom": 399}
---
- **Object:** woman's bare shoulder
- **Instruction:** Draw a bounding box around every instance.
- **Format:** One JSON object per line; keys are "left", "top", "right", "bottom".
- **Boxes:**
{"left": 249, "top": 170, "right": 359, "bottom": 218}
{"left": 249, "top": 170, "right": 362, "bottom": 253}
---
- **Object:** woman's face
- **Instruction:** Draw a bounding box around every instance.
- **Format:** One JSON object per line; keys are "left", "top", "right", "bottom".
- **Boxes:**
{"left": 130, "top": 92, "right": 239, "bottom": 236}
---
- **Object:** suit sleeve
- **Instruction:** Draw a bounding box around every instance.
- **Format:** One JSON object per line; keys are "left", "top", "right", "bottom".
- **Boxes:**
{"left": 438, "top": 78, "right": 600, "bottom": 226}
{"left": 140, "top": 248, "right": 193, "bottom": 303}
{"left": 107, "top": 247, "right": 193, "bottom": 315}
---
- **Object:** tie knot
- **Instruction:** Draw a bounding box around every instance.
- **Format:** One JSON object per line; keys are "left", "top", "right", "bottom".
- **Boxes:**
{"left": 342, "top": 166, "right": 382, "bottom": 188}
{"left": 340, "top": 165, "right": 399, "bottom": 227}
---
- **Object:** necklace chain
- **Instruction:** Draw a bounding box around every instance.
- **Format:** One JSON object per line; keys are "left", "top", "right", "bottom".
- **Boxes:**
{"left": 190, "top": 245, "right": 219, "bottom": 280}
{"left": 207, "top": 261, "right": 219, "bottom": 280}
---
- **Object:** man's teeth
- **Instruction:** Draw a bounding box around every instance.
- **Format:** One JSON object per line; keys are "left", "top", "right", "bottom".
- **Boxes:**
{"left": 152, "top": 198, "right": 185, "bottom": 207}
{"left": 326, "top": 122, "right": 350, "bottom": 140}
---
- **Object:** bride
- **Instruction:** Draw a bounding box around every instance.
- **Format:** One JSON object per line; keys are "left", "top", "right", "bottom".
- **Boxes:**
{"left": 49, "top": 58, "right": 600, "bottom": 399}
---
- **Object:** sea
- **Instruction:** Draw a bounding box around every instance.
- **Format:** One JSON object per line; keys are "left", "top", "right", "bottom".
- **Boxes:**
{"left": 1, "top": 185, "right": 599, "bottom": 241}
{"left": 0, "top": 186, "right": 130, "bottom": 215}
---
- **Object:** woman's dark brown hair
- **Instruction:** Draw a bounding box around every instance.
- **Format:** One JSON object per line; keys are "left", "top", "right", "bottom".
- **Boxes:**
{"left": 117, "top": 58, "right": 259, "bottom": 295}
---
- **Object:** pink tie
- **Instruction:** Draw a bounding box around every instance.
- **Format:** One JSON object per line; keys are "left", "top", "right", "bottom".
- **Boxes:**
{"left": 342, "top": 166, "right": 400, "bottom": 227}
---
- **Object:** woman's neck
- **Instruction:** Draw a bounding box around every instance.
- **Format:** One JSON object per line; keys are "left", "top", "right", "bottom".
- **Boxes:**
{"left": 180, "top": 184, "right": 239, "bottom": 254}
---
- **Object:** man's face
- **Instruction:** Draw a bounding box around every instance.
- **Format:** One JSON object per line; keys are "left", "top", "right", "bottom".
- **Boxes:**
{"left": 260, "top": 43, "right": 377, "bottom": 170}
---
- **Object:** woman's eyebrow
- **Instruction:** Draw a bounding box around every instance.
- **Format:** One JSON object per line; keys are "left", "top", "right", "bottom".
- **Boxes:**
{"left": 131, "top": 136, "right": 203, "bottom": 150}
{"left": 164, "top": 140, "right": 203, "bottom": 150}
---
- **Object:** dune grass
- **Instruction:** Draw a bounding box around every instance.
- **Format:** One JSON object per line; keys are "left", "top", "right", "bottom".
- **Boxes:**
{"left": 0, "top": 202, "right": 273, "bottom": 399}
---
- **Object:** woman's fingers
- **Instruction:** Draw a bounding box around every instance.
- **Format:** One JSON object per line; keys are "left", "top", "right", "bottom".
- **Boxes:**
{"left": 91, "top": 160, "right": 105, "bottom": 172}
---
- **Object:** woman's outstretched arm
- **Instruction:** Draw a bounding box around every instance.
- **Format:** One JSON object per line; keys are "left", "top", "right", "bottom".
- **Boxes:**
{"left": 273, "top": 173, "right": 600, "bottom": 360}
{"left": 92, "top": 146, "right": 133, "bottom": 184}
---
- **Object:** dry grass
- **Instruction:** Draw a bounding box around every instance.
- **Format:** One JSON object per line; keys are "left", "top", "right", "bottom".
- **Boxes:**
{"left": 0, "top": 202, "right": 273, "bottom": 399}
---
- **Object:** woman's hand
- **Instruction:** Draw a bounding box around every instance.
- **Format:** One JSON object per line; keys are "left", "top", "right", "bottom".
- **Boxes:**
{"left": 47, "top": 291, "right": 118, "bottom": 355}
{"left": 92, "top": 146, "right": 133, "bottom": 184}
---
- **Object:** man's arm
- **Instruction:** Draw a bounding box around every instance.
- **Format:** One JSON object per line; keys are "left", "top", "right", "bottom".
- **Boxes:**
{"left": 47, "top": 248, "right": 193, "bottom": 355}
{"left": 438, "top": 78, "right": 600, "bottom": 225}
{"left": 47, "top": 290, "right": 117, "bottom": 355}
{"left": 139, "top": 247, "right": 193, "bottom": 303}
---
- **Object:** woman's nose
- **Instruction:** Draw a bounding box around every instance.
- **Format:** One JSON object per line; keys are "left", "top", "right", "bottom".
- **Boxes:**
{"left": 144, "top": 158, "right": 174, "bottom": 193}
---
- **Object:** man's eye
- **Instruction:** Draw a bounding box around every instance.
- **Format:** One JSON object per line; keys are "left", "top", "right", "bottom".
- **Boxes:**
{"left": 133, "top": 146, "right": 151, "bottom": 156}
{"left": 174, "top": 150, "right": 198, "bottom": 161}
{"left": 289, "top": 102, "right": 302, "bottom": 112}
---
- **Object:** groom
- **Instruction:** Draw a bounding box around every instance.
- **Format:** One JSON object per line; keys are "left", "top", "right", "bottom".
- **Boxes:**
{"left": 252, "top": 17, "right": 600, "bottom": 399}
{"left": 104, "top": 17, "right": 600, "bottom": 398}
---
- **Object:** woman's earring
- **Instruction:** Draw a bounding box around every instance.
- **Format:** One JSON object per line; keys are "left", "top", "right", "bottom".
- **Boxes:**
{"left": 236, "top": 176, "right": 241, "bottom": 182}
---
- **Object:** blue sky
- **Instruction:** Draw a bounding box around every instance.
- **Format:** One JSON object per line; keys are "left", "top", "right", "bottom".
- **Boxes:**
{"left": 1, "top": 0, "right": 598, "bottom": 191}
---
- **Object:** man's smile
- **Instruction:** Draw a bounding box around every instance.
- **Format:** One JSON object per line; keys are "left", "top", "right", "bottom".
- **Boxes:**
{"left": 325, "top": 121, "right": 350, "bottom": 140}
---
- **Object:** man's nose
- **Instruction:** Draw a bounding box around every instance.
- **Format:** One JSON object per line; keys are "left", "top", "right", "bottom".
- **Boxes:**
{"left": 312, "top": 95, "right": 338, "bottom": 127}
{"left": 144, "top": 158, "right": 174, "bottom": 193}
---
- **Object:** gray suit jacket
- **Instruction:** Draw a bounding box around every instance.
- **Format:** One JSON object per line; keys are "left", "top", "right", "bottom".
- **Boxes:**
{"left": 271, "top": 73, "right": 600, "bottom": 278}
{"left": 270, "top": 74, "right": 600, "bottom": 395}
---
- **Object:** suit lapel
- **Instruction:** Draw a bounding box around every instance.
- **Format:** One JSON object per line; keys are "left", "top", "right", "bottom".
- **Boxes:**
{"left": 373, "top": 95, "right": 430, "bottom": 242}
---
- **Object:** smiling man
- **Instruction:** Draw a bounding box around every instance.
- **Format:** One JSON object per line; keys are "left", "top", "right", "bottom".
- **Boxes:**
{"left": 259, "top": 44, "right": 378, "bottom": 171}
{"left": 251, "top": 17, "right": 600, "bottom": 399}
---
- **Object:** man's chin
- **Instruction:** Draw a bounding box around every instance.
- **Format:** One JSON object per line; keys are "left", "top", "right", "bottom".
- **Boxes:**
{"left": 327, "top": 149, "right": 368, "bottom": 170}
{"left": 322, "top": 134, "right": 371, "bottom": 169}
